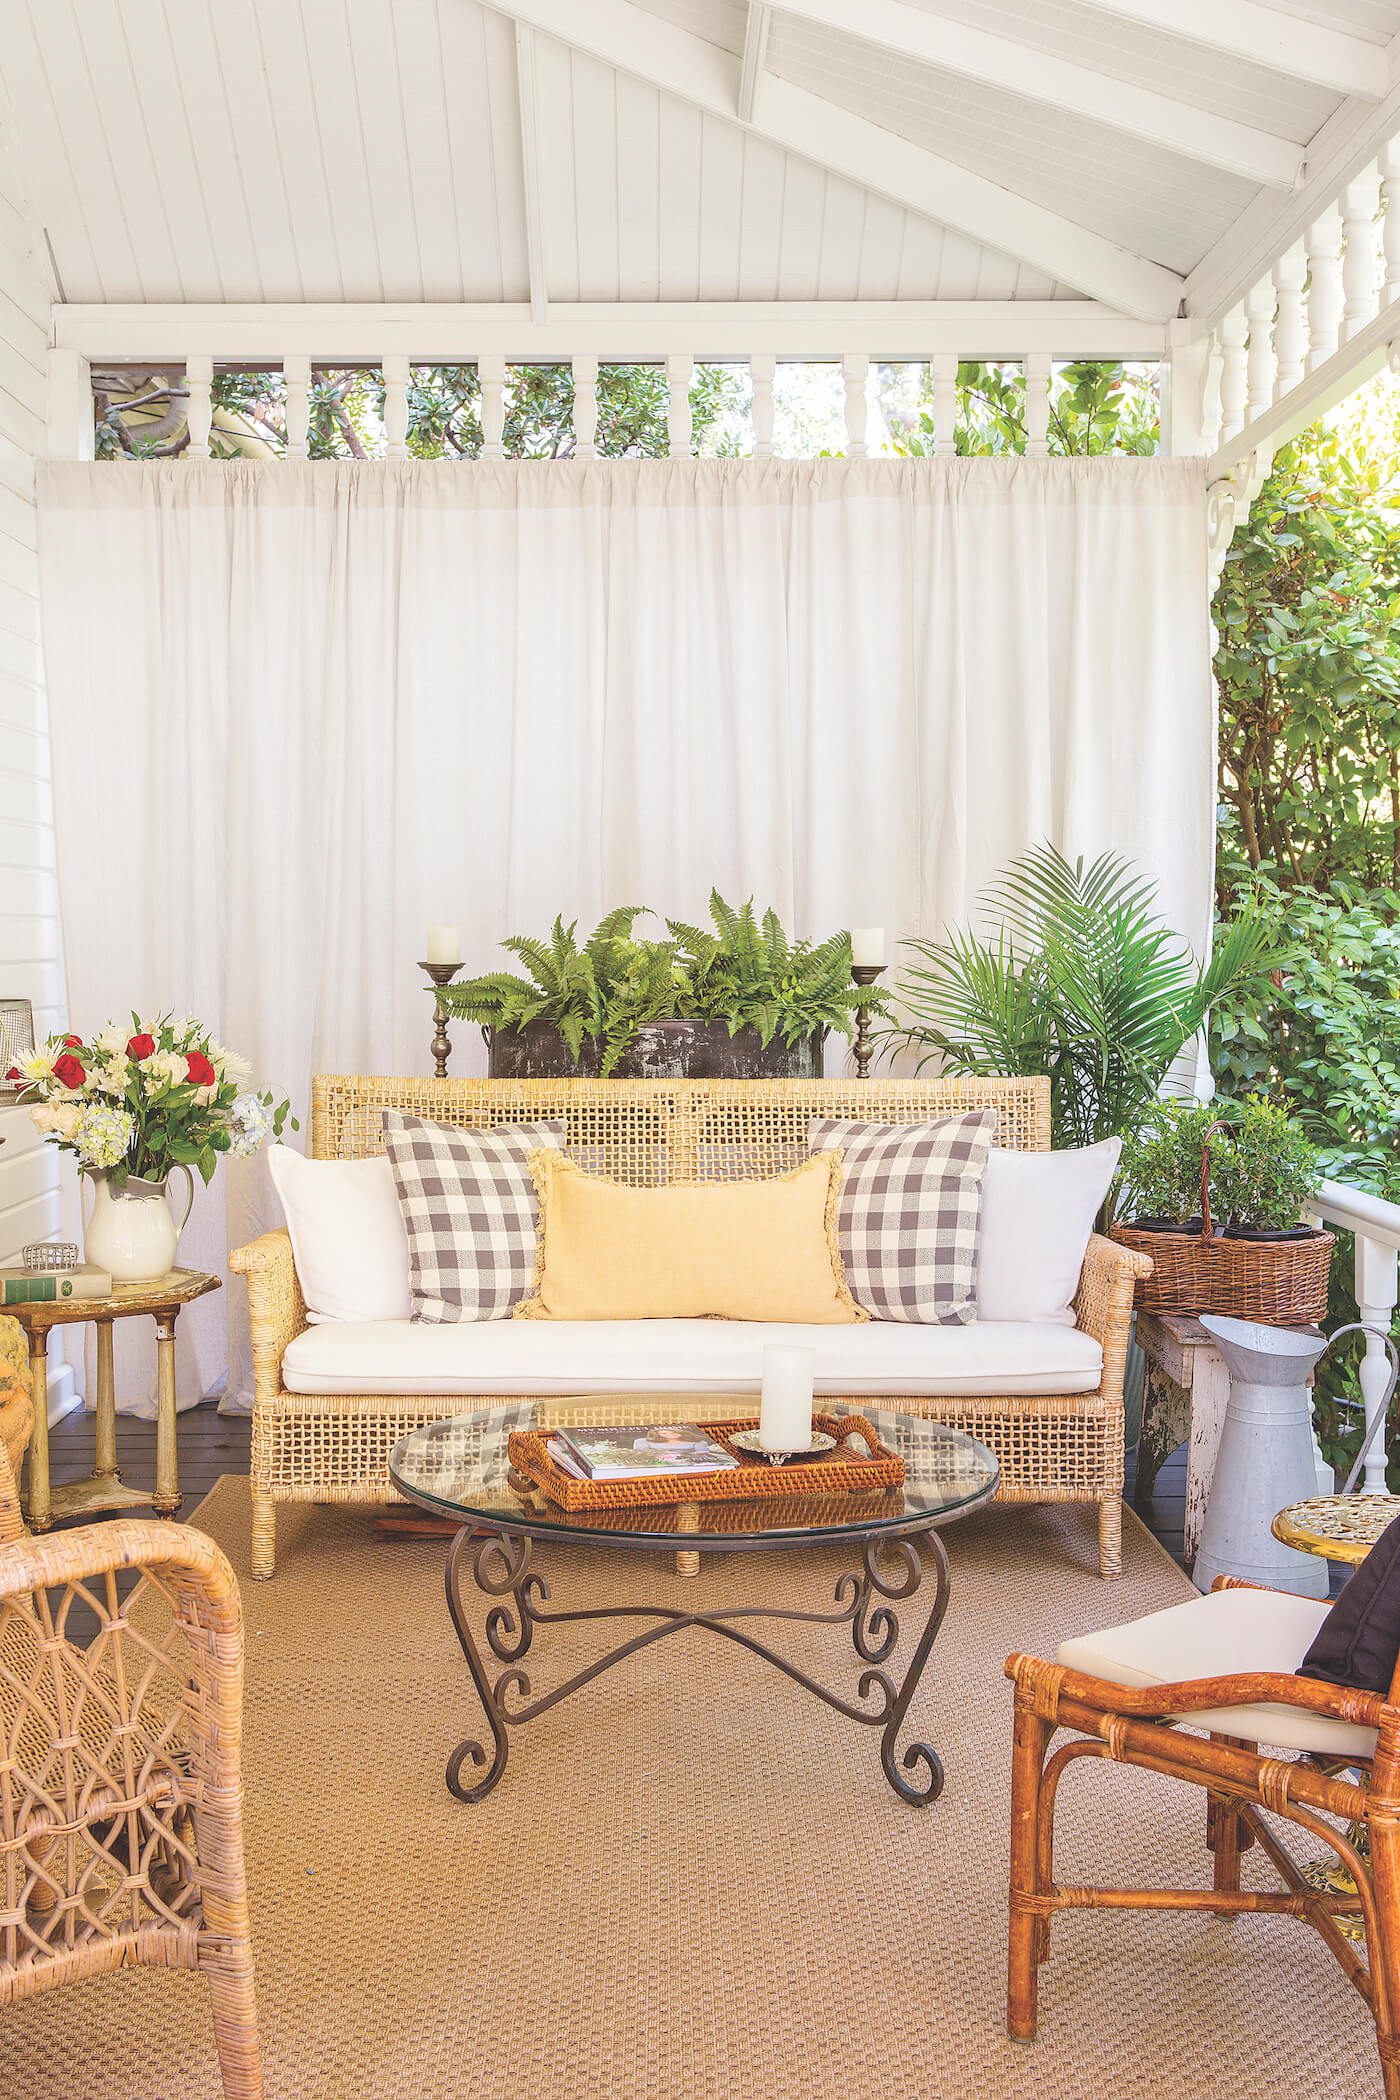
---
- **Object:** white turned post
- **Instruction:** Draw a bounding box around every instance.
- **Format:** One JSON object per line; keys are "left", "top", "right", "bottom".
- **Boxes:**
{"left": 45, "top": 346, "right": 95, "bottom": 461}
{"left": 1356, "top": 1234, "right": 1399, "bottom": 1495}
{"left": 1245, "top": 278, "right": 1277, "bottom": 422}
{"left": 185, "top": 353, "right": 213, "bottom": 459}
{"left": 1342, "top": 171, "right": 1382, "bottom": 343}
{"left": 1199, "top": 333, "right": 1224, "bottom": 453}
{"left": 572, "top": 354, "right": 598, "bottom": 458}
{"left": 931, "top": 352, "right": 957, "bottom": 457}
{"left": 1024, "top": 352, "right": 1051, "bottom": 456}
{"left": 1306, "top": 205, "right": 1345, "bottom": 372}
{"left": 1383, "top": 141, "right": 1400, "bottom": 303}
{"left": 666, "top": 354, "right": 693, "bottom": 458}
{"left": 383, "top": 354, "right": 409, "bottom": 459}
{"left": 1218, "top": 305, "right": 1248, "bottom": 443}
{"left": 749, "top": 353, "right": 775, "bottom": 457}
{"left": 478, "top": 354, "right": 506, "bottom": 458}
{"left": 1272, "top": 246, "right": 1307, "bottom": 398}
{"left": 284, "top": 354, "right": 311, "bottom": 458}
{"left": 842, "top": 353, "right": 869, "bottom": 457}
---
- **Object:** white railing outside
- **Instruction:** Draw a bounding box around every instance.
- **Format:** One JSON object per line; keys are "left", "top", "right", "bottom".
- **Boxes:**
{"left": 1310, "top": 1179, "right": 1400, "bottom": 1495}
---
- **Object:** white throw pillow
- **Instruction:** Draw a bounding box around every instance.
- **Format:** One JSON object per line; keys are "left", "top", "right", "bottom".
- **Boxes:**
{"left": 976, "top": 1138, "right": 1121, "bottom": 1325}
{"left": 268, "top": 1145, "right": 412, "bottom": 1324}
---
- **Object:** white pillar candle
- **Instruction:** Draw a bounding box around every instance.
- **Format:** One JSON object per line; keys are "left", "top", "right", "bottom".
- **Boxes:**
{"left": 426, "top": 924, "right": 461, "bottom": 966}
{"left": 760, "top": 1344, "right": 815, "bottom": 1452}
{"left": 850, "top": 927, "right": 885, "bottom": 967}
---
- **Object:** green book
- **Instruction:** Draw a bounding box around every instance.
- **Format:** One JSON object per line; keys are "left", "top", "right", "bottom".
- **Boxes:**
{"left": 0, "top": 1263, "right": 112, "bottom": 1305}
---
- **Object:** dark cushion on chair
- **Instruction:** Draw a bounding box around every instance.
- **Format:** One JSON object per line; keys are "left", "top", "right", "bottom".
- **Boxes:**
{"left": 1299, "top": 1512, "right": 1400, "bottom": 1695}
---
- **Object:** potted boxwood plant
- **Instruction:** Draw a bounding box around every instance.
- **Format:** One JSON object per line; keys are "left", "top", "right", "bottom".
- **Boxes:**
{"left": 439, "top": 894, "right": 882, "bottom": 1080}
{"left": 1212, "top": 1096, "right": 1321, "bottom": 1242}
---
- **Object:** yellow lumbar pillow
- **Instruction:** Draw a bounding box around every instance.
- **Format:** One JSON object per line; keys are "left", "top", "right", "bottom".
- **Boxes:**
{"left": 516, "top": 1149, "right": 866, "bottom": 1324}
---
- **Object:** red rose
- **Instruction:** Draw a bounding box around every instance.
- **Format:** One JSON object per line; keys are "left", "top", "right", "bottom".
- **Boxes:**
{"left": 185, "top": 1051, "right": 216, "bottom": 1088}
{"left": 52, "top": 1054, "right": 86, "bottom": 1090}
{"left": 127, "top": 1033, "right": 156, "bottom": 1059}
{"left": 62, "top": 1034, "right": 82, "bottom": 1048}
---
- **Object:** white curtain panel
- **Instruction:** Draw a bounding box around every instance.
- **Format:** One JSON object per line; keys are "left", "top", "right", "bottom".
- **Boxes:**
{"left": 36, "top": 456, "right": 1213, "bottom": 1411}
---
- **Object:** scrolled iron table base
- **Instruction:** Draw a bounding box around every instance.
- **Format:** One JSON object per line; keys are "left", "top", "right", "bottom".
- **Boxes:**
{"left": 441, "top": 1522, "right": 953, "bottom": 1806}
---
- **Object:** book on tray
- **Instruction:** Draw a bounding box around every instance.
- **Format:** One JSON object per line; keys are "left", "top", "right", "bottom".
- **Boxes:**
{"left": 546, "top": 1424, "right": 738, "bottom": 1482}
{"left": 0, "top": 1262, "right": 112, "bottom": 1306}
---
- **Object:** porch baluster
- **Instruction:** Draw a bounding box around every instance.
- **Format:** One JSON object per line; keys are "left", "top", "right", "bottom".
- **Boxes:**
{"left": 1342, "top": 172, "right": 1382, "bottom": 343}
{"left": 1383, "top": 141, "right": 1400, "bottom": 302}
{"left": 666, "top": 355, "right": 693, "bottom": 459}
{"left": 185, "top": 355, "right": 212, "bottom": 459}
{"left": 1244, "top": 279, "right": 1276, "bottom": 422}
{"left": 1357, "top": 1236, "right": 1400, "bottom": 1496}
{"left": 284, "top": 356, "right": 311, "bottom": 458}
{"left": 1272, "top": 246, "right": 1307, "bottom": 399}
{"left": 572, "top": 355, "right": 598, "bottom": 458}
{"left": 1305, "top": 206, "right": 1344, "bottom": 372}
{"left": 930, "top": 353, "right": 957, "bottom": 458}
{"left": 1198, "top": 333, "right": 1224, "bottom": 453}
{"left": 842, "top": 353, "right": 869, "bottom": 457}
{"left": 1217, "top": 306, "right": 1248, "bottom": 443}
{"left": 1024, "top": 353, "right": 1051, "bottom": 456}
{"left": 383, "top": 355, "right": 409, "bottom": 459}
{"left": 478, "top": 355, "right": 506, "bottom": 459}
{"left": 750, "top": 354, "right": 775, "bottom": 457}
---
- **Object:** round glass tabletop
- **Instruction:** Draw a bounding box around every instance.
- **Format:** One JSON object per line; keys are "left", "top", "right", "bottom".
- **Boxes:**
{"left": 389, "top": 1402, "right": 1000, "bottom": 1552}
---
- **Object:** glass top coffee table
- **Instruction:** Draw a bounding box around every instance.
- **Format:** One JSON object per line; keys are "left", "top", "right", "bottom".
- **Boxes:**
{"left": 389, "top": 1402, "right": 999, "bottom": 1809}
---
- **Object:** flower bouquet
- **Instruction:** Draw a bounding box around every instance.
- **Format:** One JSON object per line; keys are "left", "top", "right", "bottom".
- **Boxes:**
{"left": 7, "top": 1015, "right": 295, "bottom": 1282}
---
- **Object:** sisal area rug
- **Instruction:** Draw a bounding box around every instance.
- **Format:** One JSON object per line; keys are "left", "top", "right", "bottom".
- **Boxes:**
{"left": 3, "top": 1484, "right": 1381, "bottom": 2098}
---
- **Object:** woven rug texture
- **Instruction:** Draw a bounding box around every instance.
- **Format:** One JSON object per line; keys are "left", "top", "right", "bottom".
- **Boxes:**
{"left": 2, "top": 1483, "right": 1381, "bottom": 2099}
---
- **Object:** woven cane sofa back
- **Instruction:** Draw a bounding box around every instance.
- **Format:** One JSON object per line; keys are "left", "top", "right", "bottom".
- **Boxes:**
{"left": 310, "top": 1075, "right": 1052, "bottom": 1173}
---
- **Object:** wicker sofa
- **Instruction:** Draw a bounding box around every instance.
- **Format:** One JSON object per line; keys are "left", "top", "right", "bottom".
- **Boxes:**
{"left": 230, "top": 1074, "right": 1149, "bottom": 1581}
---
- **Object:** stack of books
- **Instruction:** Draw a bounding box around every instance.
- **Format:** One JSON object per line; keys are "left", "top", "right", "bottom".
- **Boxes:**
{"left": 546, "top": 1424, "right": 738, "bottom": 1482}
{"left": 0, "top": 1261, "right": 112, "bottom": 1306}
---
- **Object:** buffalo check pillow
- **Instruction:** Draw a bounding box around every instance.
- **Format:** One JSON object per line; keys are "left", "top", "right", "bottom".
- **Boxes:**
{"left": 807, "top": 1111, "right": 999, "bottom": 1324}
{"left": 381, "top": 1111, "right": 565, "bottom": 1323}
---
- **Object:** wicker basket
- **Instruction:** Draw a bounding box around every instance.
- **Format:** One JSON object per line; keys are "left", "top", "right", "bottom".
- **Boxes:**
{"left": 1111, "top": 1118, "right": 1333, "bottom": 1325}
{"left": 506, "top": 1413, "right": 904, "bottom": 1512}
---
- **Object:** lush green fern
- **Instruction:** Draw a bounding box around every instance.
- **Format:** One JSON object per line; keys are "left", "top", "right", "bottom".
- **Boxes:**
{"left": 669, "top": 891, "right": 881, "bottom": 1047}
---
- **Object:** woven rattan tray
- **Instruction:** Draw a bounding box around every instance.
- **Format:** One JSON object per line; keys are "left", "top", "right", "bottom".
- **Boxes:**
{"left": 506, "top": 1413, "right": 904, "bottom": 1513}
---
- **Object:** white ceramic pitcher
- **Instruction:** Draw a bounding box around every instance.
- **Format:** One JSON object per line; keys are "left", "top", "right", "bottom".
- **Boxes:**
{"left": 82, "top": 1167, "right": 195, "bottom": 1284}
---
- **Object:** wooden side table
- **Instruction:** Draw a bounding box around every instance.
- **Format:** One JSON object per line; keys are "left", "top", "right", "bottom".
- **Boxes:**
{"left": 11, "top": 1268, "right": 220, "bottom": 1532}
{"left": 1134, "top": 1311, "right": 1234, "bottom": 1562}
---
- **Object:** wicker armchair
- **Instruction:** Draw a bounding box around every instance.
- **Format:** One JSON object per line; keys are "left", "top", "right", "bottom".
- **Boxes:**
{"left": 0, "top": 1427, "right": 262, "bottom": 2097}
{"left": 1005, "top": 1576, "right": 1400, "bottom": 2095}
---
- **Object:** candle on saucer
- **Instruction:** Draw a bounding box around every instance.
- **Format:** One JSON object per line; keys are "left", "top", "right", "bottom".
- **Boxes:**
{"left": 850, "top": 927, "right": 885, "bottom": 968}
{"left": 426, "top": 923, "right": 461, "bottom": 966}
{"left": 760, "top": 1344, "right": 816, "bottom": 1452}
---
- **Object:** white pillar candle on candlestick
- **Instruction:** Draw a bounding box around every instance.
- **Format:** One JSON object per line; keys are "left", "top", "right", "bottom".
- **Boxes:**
{"left": 760, "top": 1344, "right": 816, "bottom": 1452}
{"left": 426, "top": 924, "right": 461, "bottom": 966}
{"left": 850, "top": 927, "right": 885, "bottom": 967}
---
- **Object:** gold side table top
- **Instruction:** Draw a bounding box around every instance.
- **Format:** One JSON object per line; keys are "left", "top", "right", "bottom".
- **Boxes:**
{"left": 8, "top": 1268, "right": 221, "bottom": 1532}
{"left": 1272, "top": 1494, "right": 1400, "bottom": 1568}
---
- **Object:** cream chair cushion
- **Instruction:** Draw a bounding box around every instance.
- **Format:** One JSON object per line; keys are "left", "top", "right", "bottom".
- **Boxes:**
{"left": 1058, "top": 1586, "right": 1377, "bottom": 1760}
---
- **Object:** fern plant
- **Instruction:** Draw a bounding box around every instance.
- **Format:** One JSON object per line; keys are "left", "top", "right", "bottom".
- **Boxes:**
{"left": 669, "top": 893, "right": 877, "bottom": 1047}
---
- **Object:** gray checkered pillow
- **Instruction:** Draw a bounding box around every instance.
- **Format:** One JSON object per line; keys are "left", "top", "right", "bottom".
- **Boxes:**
{"left": 381, "top": 1112, "right": 565, "bottom": 1323}
{"left": 808, "top": 1112, "right": 998, "bottom": 1324}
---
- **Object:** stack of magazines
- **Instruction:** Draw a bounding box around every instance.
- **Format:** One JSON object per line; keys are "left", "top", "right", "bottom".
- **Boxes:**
{"left": 547, "top": 1424, "right": 738, "bottom": 1482}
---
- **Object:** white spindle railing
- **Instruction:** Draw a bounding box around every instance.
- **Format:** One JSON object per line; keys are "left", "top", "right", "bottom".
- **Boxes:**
{"left": 841, "top": 353, "right": 869, "bottom": 458}
{"left": 184, "top": 353, "right": 212, "bottom": 459}
{"left": 1024, "top": 353, "right": 1051, "bottom": 455}
{"left": 665, "top": 353, "right": 693, "bottom": 459}
{"left": 284, "top": 354, "right": 311, "bottom": 458}
{"left": 572, "top": 352, "right": 598, "bottom": 458}
{"left": 1310, "top": 1180, "right": 1400, "bottom": 1496}
{"left": 478, "top": 353, "right": 506, "bottom": 459}
{"left": 749, "top": 353, "right": 775, "bottom": 457}
{"left": 930, "top": 352, "right": 957, "bottom": 457}
{"left": 383, "top": 354, "right": 409, "bottom": 459}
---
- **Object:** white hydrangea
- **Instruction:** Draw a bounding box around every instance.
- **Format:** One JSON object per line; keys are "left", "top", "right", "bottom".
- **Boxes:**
{"left": 227, "top": 1093, "right": 273, "bottom": 1158}
{"left": 94, "top": 1056, "right": 130, "bottom": 1096}
{"left": 73, "top": 1101, "right": 135, "bottom": 1170}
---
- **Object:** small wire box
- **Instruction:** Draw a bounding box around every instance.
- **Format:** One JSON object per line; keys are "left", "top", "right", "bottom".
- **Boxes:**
{"left": 0, "top": 999, "right": 34, "bottom": 1098}
{"left": 506, "top": 1413, "right": 905, "bottom": 1513}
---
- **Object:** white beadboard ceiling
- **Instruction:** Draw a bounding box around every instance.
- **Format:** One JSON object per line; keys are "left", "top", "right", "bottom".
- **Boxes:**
{"left": 0, "top": 0, "right": 1397, "bottom": 319}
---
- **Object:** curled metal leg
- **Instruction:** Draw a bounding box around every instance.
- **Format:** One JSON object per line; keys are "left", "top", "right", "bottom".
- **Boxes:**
{"left": 444, "top": 1527, "right": 525, "bottom": 1802}
{"left": 868, "top": 1532, "right": 950, "bottom": 1805}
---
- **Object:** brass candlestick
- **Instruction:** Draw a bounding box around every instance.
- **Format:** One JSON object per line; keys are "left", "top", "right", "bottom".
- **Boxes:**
{"left": 851, "top": 963, "right": 886, "bottom": 1080}
{"left": 420, "top": 961, "right": 462, "bottom": 1079}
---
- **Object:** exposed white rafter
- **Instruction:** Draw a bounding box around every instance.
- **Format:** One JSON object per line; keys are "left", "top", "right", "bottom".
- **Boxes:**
{"left": 768, "top": 0, "right": 1304, "bottom": 189}
{"left": 1067, "top": 0, "right": 1384, "bottom": 102}
{"left": 514, "top": 23, "right": 548, "bottom": 327}
{"left": 480, "top": 0, "right": 1183, "bottom": 320}
{"left": 739, "top": 4, "right": 770, "bottom": 127}
{"left": 53, "top": 299, "right": 1170, "bottom": 364}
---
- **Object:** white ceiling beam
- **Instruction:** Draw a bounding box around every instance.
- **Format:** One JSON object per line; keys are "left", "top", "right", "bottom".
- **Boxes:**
{"left": 739, "top": 5, "right": 770, "bottom": 126}
{"left": 769, "top": 0, "right": 1303, "bottom": 189}
{"left": 1067, "top": 0, "right": 1383, "bottom": 102}
{"left": 54, "top": 300, "right": 1170, "bottom": 364}
{"left": 514, "top": 24, "right": 548, "bottom": 326}
{"left": 481, "top": 0, "right": 1183, "bottom": 320}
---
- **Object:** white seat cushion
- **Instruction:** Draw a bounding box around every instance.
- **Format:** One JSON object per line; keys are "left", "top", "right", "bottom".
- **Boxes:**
{"left": 1058, "top": 1587, "right": 1377, "bottom": 1761}
{"left": 282, "top": 1315, "right": 1103, "bottom": 1401}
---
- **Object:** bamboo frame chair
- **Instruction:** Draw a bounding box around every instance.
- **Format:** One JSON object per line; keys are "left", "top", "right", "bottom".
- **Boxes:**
{"left": 0, "top": 1423, "right": 262, "bottom": 2098}
{"left": 1006, "top": 1576, "right": 1400, "bottom": 2095}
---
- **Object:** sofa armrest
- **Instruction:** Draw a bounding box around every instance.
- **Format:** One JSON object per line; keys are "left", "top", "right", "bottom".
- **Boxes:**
{"left": 229, "top": 1229, "right": 307, "bottom": 1406}
{"left": 1073, "top": 1233, "right": 1152, "bottom": 1408}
